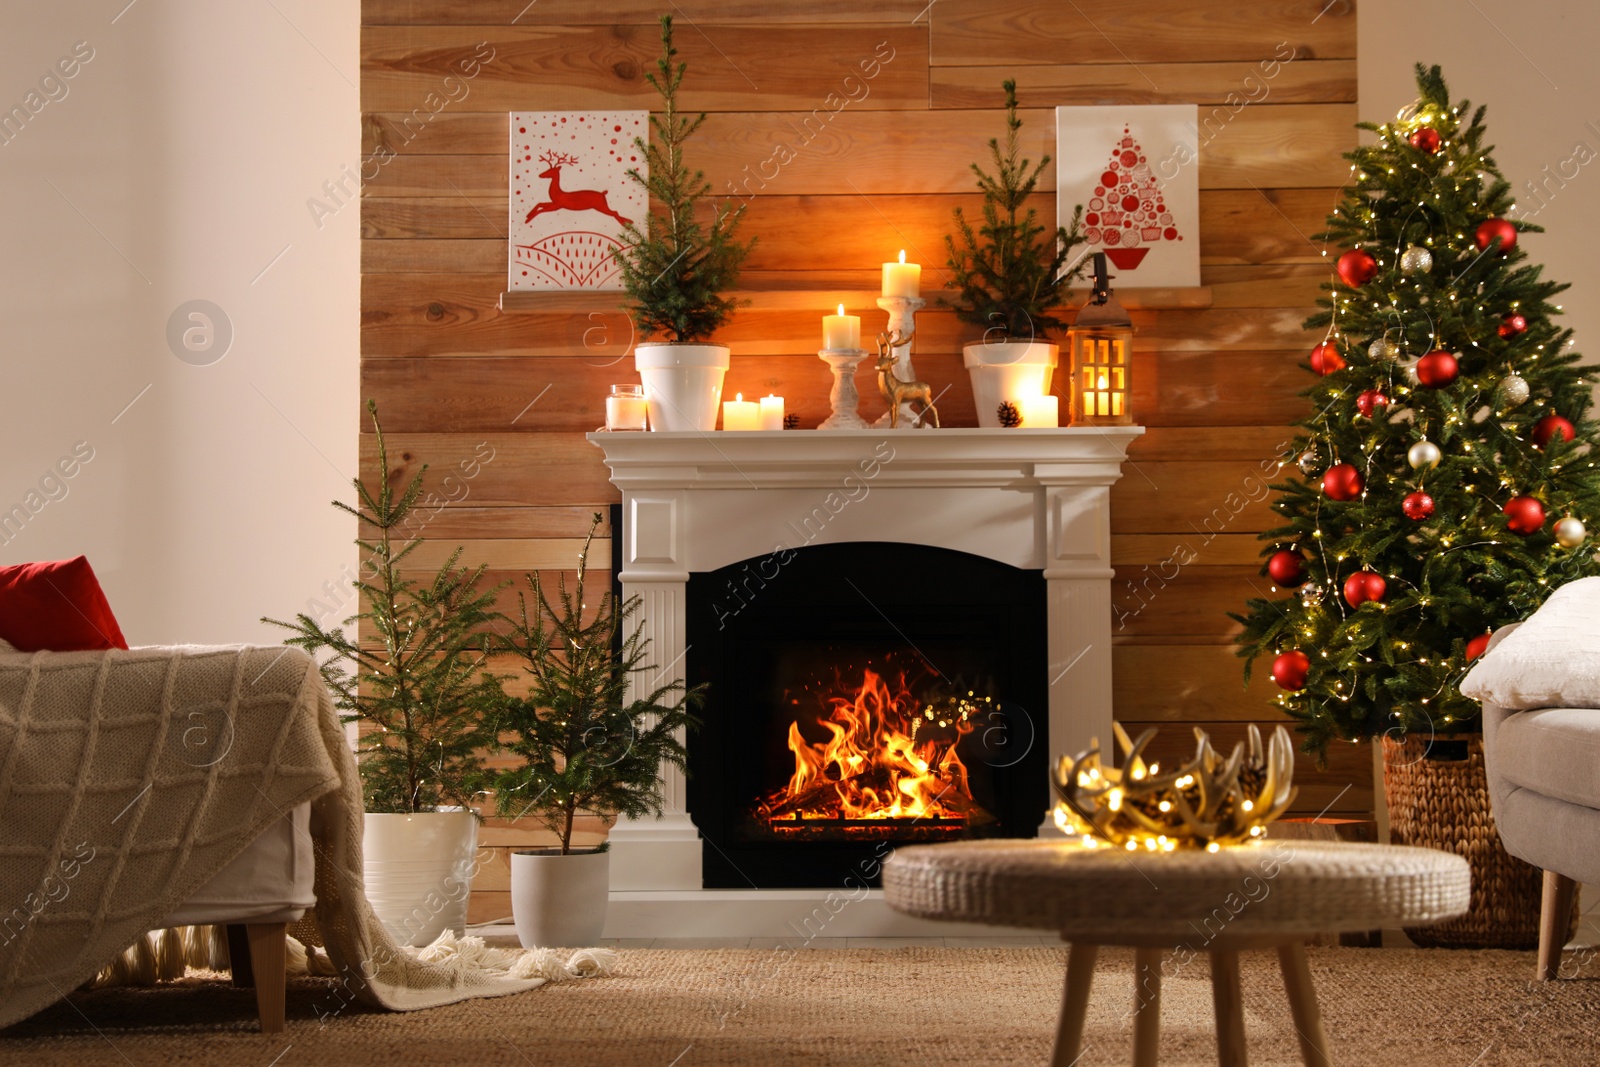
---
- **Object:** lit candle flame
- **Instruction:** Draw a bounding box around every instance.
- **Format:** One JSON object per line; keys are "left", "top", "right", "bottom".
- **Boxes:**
{"left": 836, "top": 303, "right": 845, "bottom": 316}
{"left": 898, "top": 249, "right": 906, "bottom": 264}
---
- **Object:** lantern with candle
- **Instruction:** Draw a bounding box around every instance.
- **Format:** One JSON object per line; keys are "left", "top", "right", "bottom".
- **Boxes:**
{"left": 1066, "top": 253, "right": 1134, "bottom": 426}
{"left": 944, "top": 80, "right": 1089, "bottom": 427}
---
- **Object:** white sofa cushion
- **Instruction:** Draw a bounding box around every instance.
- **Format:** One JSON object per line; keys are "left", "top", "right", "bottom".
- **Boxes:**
{"left": 1461, "top": 576, "right": 1600, "bottom": 711}
{"left": 1494, "top": 708, "right": 1600, "bottom": 810}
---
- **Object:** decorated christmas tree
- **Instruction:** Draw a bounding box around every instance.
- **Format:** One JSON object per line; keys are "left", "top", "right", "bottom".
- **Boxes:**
{"left": 1234, "top": 65, "right": 1600, "bottom": 755}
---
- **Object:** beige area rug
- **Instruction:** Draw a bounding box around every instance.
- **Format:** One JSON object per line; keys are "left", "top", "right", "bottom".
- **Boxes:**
{"left": 4, "top": 946, "right": 1600, "bottom": 1065}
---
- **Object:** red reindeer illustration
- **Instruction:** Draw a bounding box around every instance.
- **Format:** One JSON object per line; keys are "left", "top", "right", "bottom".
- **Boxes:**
{"left": 524, "top": 150, "right": 632, "bottom": 226}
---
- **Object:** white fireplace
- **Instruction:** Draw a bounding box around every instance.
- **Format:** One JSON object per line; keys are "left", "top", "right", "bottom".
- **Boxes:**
{"left": 587, "top": 426, "right": 1140, "bottom": 936}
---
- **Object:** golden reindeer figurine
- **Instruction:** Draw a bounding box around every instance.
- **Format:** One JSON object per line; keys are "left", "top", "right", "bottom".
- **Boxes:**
{"left": 875, "top": 331, "right": 939, "bottom": 429}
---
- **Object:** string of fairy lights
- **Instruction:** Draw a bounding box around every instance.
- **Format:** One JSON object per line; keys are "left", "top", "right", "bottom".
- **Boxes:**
{"left": 1247, "top": 86, "right": 1600, "bottom": 744}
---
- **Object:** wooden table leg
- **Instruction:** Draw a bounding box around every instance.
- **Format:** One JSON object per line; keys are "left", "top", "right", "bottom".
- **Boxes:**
{"left": 1132, "top": 946, "right": 1162, "bottom": 1067}
{"left": 1276, "top": 942, "right": 1331, "bottom": 1067}
{"left": 1051, "top": 941, "right": 1098, "bottom": 1067}
{"left": 1209, "top": 948, "right": 1247, "bottom": 1067}
{"left": 1539, "top": 870, "right": 1577, "bottom": 981}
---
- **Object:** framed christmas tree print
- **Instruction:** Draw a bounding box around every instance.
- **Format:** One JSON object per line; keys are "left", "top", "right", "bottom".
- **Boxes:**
{"left": 1055, "top": 105, "right": 1200, "bottom": 288}
{"left": 508, "top": 111, "right": 648, "bottom": 290}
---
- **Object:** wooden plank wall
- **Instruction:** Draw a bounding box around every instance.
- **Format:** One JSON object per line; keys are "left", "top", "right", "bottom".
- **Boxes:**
{"left": 360, "top": 0, "right": 1365, "bottom": 919}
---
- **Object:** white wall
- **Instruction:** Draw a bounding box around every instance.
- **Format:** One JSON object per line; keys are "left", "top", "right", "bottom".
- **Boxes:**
{"left": 1361, "top": 0, "right": 1600, "bottom": 358}
{"left": 0, "top": 1, "right": 357, "bottom": 645}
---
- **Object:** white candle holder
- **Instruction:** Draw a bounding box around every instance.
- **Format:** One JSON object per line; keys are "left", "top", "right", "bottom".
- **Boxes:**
{"left": 817, "top": 348, "right": 870, "bottom": 430}
{"left": 875, "top": 295, "right": 925, "bottom": 428}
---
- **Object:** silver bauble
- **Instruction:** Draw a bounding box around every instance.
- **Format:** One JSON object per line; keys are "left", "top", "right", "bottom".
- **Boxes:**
{"left": 1297, "top": 449, "right": 1320, "bottom": 475}
{"left": 1555, "top": 517, "right": 1587, "bottom": 548}
{"left": 1298, "top": 581, "right": 1324, "bottom": 606}
{"left": 1400, "top": 245, "right": 1434, "bottom": 274}
{"left": 1408, "top": 439, "right": 1442, "bottom": 470}
{"left": 1368, "top": 336, "right": 1400, "bottom": 361}
{"left": 1499, "top": 373, "right": 1530, "bottom": 408}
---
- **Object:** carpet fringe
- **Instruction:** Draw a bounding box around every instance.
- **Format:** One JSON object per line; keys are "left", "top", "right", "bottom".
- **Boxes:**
{"left": 87, "top": 925, "right": 616, "bottom": 988}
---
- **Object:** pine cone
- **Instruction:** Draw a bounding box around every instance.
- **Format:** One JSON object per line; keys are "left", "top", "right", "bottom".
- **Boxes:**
{"left": 783, "top": 413, "right": 800, "bottom": 430}
{"left": 997, "top": 401, "right": 1023, "bottom": 428}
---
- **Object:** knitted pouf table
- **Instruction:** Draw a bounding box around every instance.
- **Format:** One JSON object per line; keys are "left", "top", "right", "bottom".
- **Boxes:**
{"left": 883, "top": 839, "right": 1469, "bottom": 1067}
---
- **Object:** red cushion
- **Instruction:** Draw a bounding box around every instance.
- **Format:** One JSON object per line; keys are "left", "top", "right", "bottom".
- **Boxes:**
{"left": 0, "top": 557, "right": 128, "bottom": 652}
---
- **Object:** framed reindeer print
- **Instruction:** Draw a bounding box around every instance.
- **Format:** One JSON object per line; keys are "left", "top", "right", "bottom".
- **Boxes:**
{"left": 508, "top": 110, "right": 648, "bottom": 290}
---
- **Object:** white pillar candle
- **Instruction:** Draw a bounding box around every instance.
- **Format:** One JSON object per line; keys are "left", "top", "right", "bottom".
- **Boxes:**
{"left": 759, "top": 394, "right": 785, "bottom": 430}
{"left": 1020, "top": 395, "right": 1060, "bottom": 428}
{"left": 822, "top": 304, "right": 860, "bottom": 351}
{"left": 881, "top": 249, "right": 921, "bottom": 299}
{"left": 722, "top": 392, "right": 760, "bottom": 431}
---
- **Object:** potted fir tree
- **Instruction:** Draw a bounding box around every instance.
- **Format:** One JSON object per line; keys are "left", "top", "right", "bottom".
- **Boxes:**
{"left": 491, "top": 515, "right": 700, "bottom": 948}
{"left": 266, "top": 401, "right": 504, "bottom": 948}
{"left": 946, "top": 80, "right": 1088, "bottom": 427}
{"left": 615, "top": 15, "right": 755, "bottom": 432}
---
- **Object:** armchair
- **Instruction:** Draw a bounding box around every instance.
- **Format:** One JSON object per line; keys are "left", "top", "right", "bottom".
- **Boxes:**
{"left": 1476, "top": 623, "right": 1599, "bottom": 979}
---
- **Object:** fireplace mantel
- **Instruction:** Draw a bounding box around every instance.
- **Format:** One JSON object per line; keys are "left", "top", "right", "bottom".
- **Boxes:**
{"left": 587, "top": 426, "right": 1142, "bottom": 931}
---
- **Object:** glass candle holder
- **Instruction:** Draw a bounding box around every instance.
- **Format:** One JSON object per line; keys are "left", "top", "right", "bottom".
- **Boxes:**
{"left": 605, "top": 384, "right": 648, "bottom": 431}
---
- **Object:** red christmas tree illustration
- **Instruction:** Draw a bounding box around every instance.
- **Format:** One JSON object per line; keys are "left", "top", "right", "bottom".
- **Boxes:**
{"left": 1083, "top": 125, "right": 1182, "bottom": 271}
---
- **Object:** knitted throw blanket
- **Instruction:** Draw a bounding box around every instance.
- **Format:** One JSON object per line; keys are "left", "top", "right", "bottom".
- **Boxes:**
{"left": 0, "top": 645, "right": 608, "bottom": 1029}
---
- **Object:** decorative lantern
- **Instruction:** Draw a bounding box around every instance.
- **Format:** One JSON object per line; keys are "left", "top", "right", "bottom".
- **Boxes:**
{"left": 1066, "top": 253, "right": 1135, "bottom": 425}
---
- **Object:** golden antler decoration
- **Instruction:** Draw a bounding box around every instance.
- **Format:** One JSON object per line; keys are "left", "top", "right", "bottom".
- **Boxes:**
{"left": 1052, "top": 723, "right": 1297, "bottom": 852}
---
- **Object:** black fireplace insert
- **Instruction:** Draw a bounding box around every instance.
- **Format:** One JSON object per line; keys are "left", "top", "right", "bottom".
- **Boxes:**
{"left": 685, "top": 541, "right": 1047, "bottom": 889}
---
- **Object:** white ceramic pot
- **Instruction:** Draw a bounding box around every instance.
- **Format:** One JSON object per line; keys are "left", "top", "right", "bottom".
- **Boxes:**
{"left": 363, "top": 811, "right": 479, "bottom": 948}
{"left": 963, "top": 341, "right": 1060, "bottom": 427}
{"left": 510, "top": 848, "right": 610, "bottom": 948}
{"left": 636, "top": 342, "right": 731, "bottom": 432}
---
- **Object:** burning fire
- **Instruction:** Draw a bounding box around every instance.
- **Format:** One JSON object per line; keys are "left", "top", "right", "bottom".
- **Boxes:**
{"left": 755, "top": 667, "right": 991, "bottom": 832}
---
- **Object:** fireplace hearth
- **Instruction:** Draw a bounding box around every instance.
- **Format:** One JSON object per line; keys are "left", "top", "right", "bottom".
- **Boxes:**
{"left": 687, "top": 542, "right": 1047, "bottom": 888}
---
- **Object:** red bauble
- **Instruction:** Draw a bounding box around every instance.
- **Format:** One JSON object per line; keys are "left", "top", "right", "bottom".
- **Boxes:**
{"left": 1532, "top": 414, "right": 1576, "bottom": 448}
{"left": 1402, "top": 491, "right": 1435, "bottom": 521}
{"left": 1475, "top": 217, "right": 1518, "bottom": 253}
{"left": 1322, "top": 463, "right": 1364, "bottom": 501}
{"left": 1271, "top": 650, "right": 1311, "bottom": 691}
{"left": 1504, "top": 495, "right": 1546, "bottom": 536}
{"left": 1408, "top": 126, "right": 1442, "bottom": 153}
{"left": 1267, "top": 549, "right": 1308, "bottom": 587}
{"left": 1465, "top": 632, "right": 1492, "bottom": 661}
{"left": 1309, "top": 342, "right": 1346, "bottom": 376}
{"left": 1343, "top": 570, "right": 1387, "bottom": 608}
{"left": 1415, "top": 349, "right": 1460, "bottom": 388}
{"left": 1355, "top": 389, "right": 1389, "bottom": 417}
{"left": 1498, "top": 312, "right": 1528, "bottom": 339}
{"left": 1336, "top": 249, "right": 1379, "bottom": 288}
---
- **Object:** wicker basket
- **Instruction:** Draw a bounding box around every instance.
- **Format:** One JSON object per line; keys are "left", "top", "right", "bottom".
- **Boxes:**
{"left": 1382, "top": 734, "right": 1575, "bottom": 949}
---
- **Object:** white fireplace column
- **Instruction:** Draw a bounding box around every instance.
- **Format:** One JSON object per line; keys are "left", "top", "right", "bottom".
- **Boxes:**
{"left": 1037, "top": 479, "right": 1118, "bottom": 835}
{"left": 589, "top": 428, "right": 1142, "bottom": 894}
{"left": 607, "top": 493, "right": 701, "bottom": 890}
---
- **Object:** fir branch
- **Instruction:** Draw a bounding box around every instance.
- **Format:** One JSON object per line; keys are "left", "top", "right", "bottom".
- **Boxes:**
{"left": 490, "top": 514, "right": 703, "bottom": 853}
{"left": 264, "top": 400, "right": 505, "bottom": 813}
{"left": 944, "top": 79, "right": 1088, "bottom": 339}
{"left": 613, "top": 15, "right": 755, "bottom": 343}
